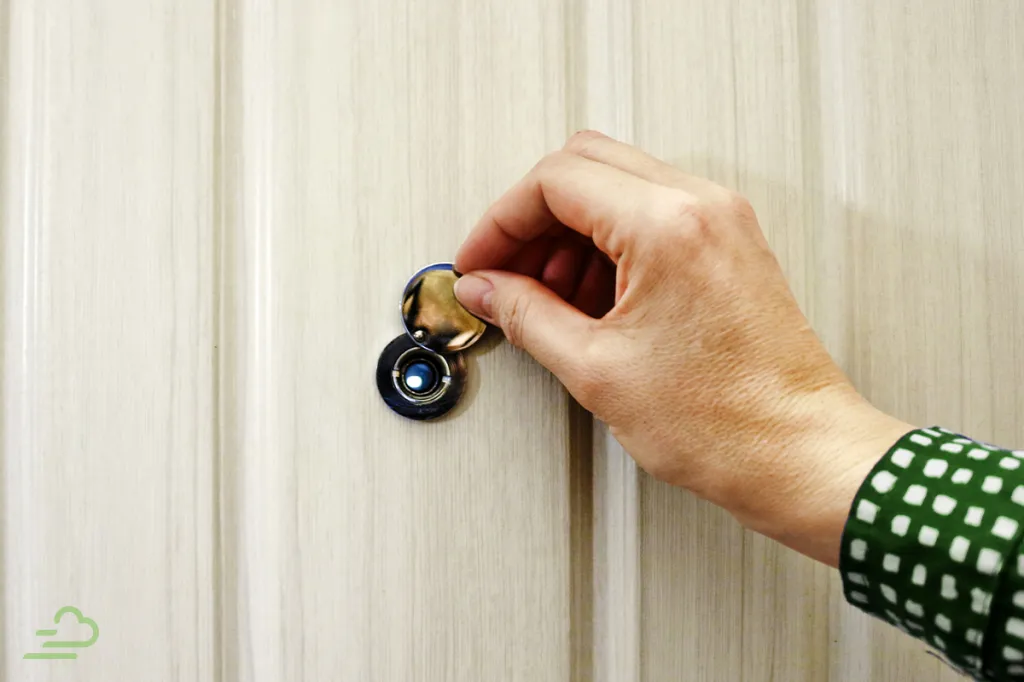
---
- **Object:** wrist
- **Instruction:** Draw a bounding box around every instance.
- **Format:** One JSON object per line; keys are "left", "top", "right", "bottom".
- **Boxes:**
{"left": 729, "top": 393, "right": 914, "bottom": 566}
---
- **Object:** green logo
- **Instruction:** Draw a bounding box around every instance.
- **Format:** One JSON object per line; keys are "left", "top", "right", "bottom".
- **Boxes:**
{"left": 23, "top": 606, "right": 100, "bottom": 660}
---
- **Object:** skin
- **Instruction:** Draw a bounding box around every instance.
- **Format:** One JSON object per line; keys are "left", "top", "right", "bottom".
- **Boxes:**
{"left": 453, "top": 130, "right": 914, "bottom": 567}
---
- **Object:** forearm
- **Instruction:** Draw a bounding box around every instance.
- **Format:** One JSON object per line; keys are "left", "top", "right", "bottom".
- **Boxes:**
{"left": 726, "top": 395, "right": 914, "bottom": 567}
{"left": 747, "top": 419, "right": 1024, "bottom": 680}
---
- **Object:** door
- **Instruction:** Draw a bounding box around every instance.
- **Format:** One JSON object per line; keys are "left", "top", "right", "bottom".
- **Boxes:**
{"left": 2, "top": 1, "right": 1022, "bottom": 681}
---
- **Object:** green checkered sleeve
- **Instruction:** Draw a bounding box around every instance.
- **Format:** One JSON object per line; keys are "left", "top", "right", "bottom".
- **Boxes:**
{"left": 840, "top": 427, "right": 1024, "bottom": 680}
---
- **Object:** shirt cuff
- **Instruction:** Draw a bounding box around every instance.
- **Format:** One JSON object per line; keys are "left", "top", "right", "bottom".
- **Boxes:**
{"left": 839, "top": 426, "right": 1024, "bottom": 679}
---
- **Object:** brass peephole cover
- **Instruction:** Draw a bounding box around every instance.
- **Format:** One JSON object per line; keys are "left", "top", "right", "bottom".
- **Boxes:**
{"left": 401, "top": 263, "right": 487, "bottom": 354}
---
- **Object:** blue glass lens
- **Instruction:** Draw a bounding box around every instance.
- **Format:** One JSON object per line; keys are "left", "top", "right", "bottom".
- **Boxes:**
{"left": 402, "top": 360, "right": 438, "bottom": 394}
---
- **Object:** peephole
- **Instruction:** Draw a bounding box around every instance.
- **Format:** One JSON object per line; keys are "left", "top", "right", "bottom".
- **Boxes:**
{"left": 393, "top": 347, "right": 448, "bottom": 403}
{"left": 400, "top": 357, "right": 439, "bottom": 396}
{"left": 375, "top": 262, "right": 485, "bottom": 421}
{"left": 376, "top": 334, "right": 466, "bottom": 420}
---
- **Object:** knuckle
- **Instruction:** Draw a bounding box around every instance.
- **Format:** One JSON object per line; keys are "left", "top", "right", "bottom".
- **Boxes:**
{"left": 648, "top": 192, "right": 713, "bottom": 249}
{"left": 726, "top": 191, "right": 757, "bottom": 223}
{"left": 678, "top": 203, "right": 714, "bottom": 243}
{"left": 563, "top": 129, "right": 608, "bottom": 155}
{"left": 533, "top": 150, "right": 569, "bottom": 175}
{"left": 659, "top": 190, "right": 701, "bottom": 224}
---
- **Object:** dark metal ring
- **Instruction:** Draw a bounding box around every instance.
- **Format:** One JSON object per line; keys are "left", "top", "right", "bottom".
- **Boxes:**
{"left": 376, "top": 334, "right": 466, "bottom": 421}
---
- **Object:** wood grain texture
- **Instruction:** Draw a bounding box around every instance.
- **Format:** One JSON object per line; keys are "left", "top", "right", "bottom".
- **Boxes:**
{"left": 816, "top": 3, "right": 1024, "bottom": 680}
{"left": 216, "top": 1, "right": 576, "bottom": 680}
{"left": 632, "top": 0, "right": 1024, "bottom": 680}
{"left": 572, "top": 1, "right": 642, "bottom": 681}
{"left": 3, "top": 0, "right": 1023, "bottom": 680}
{"left": 631, "top": 1, "right": 765, "bottom": 679}
{"left": 1, "top": 0, "right": 218, "bottom": 680}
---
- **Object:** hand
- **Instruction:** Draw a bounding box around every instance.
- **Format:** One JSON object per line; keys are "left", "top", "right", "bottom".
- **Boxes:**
{"left": 453, "top": 131, "right": 912, "bottom": 566}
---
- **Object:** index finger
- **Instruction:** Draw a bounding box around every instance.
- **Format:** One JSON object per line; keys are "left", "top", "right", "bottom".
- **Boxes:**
{"left": 455, "top": 150, "right": 685, "bottom": 273}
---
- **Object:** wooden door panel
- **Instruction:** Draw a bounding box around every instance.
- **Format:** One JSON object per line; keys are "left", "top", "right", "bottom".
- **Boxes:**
{"left": 216, "top": 1, "right": 577, "bottom": 680}
{"left": 1, "top": 0, "right": 218, "bottom": 679}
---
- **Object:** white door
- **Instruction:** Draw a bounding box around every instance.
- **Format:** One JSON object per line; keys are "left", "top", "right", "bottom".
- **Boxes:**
{"left": 3, "top": 1, "right": 1021, "bottom": 681}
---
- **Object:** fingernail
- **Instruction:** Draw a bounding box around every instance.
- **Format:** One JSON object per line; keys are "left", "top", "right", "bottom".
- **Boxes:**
{"left": 454, "top": 274, "right": 494, "bottom": 321}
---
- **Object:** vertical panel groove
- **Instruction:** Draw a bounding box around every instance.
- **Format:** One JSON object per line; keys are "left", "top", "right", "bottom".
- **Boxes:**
{"left": 212, "top": 0, "right": 226, "bottom": 680}
{"left": 2, "top": 0, "right": 48, "bottom": 671}
{"left": 569, "top": 399, "right": 594, "bottom": 682}
{"left": 577, "top": 1, "right": 642, "bottom": 681}
{"left": 0, "top": 0, "right": 11, "bottom": 668}
{"left": 216, "top": 0, "right": 246, "bottom": 678}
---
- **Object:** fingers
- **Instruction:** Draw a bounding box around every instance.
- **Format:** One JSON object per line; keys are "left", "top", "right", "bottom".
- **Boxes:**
{"left": 540, "top": 234, "right": 588, "bottom": 300}
{"left": 504, "top": 233, "right": 560, "bottom": 279}
{"left": 454, "top": 270, "right": 595, "bottom": 380}
{"left": 492, "top": 232, "right": 607, "bottom": 306}
{"left": 570, "top": 250, "right": 616, "bottom": 318}
{"left": 455, "top": 151, "right": 688, "bottom": 273}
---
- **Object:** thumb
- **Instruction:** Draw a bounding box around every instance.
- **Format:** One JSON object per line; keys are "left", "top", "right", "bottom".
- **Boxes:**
{"left": 454, "top": 270, "right": 594, "bottom": 376}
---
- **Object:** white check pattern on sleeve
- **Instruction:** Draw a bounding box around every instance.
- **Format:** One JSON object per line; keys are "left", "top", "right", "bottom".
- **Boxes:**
{"left": 840, "top": 427, "right": 1024, "bottom": 681}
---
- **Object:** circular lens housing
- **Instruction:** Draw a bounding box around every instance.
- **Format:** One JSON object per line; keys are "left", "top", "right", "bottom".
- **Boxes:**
{"left": 400, "top": 359, "right": 439, "bottom": 395}
{"left": 376, "top": 334, "right": 466, "bottom": 420}
{"left": 392, "top": 349, "right": 448, "bottom": 403}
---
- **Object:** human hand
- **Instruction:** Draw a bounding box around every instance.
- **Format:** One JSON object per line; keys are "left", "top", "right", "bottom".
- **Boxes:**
{"left": 453, "top": 131, "right": 912, "bottom": 566}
